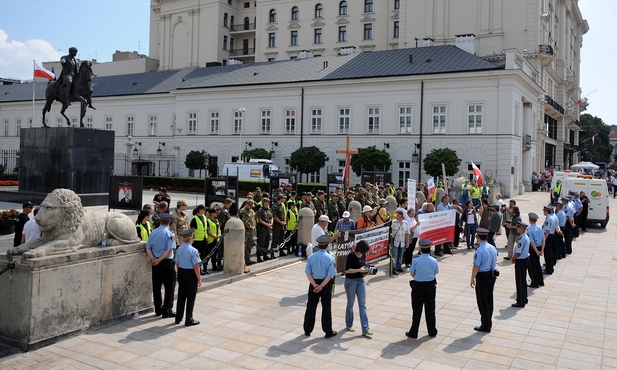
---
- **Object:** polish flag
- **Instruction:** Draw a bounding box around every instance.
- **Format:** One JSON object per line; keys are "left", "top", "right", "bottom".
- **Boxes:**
{"left": 34, "top": 62, "right": 55, "bottom": 81}
{"left": 471, "top": 162, "right": 483, "bottom": 186}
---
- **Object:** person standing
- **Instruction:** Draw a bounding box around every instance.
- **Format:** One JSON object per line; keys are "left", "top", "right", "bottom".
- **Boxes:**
{"left": 562, "top": 196, "right": 575, "bottom": 255}
{"left": 504, "top": 206, "right": 522, "bottom": 260}
{"left": 174, "top": 229, "right": 201, "bottom": 326}
{"left": 145, "top": 213, "right": 177, "bottom": 318}
{"left": 205, "top": 208, "right": 222, "bottom": 270}
{"left": 526, "top": 212, "right": 545, "bottom": 288}
{"left": 136, "top": 210, "right": 153, "bottom": 242}
{"left": 21, "top": 207, "right": 41, "bottom": 244}
{"left": 344, "top": 240, "right": 372, "bottom": 336}
{"left": 357, "top": 205, "right": 376, "bottom": 230}
{"left": 579, "top": 191, "right": 590, "bottom": 232}
{"left": 153, "top": 188, "right": 171, "bottom": 212}
{"left": 487, "top": 205, "right": 502, "bottom": 247}
{"left": 217, "top": 198, "right": 233, "bottom": 268}
{"left": 464, "top": 200, "right": 477, "bottom": 250}
{"left": 14, "top": 201, "right": 33, "bottom": 247}
{"left": 511, "top": 221, "right": 530, "bottom": 308}
{"left": 554, "top": 201, "right": 567, "bottom": 260}
{"left": 256, "top": 198, "right": 274, "bottom": 261}
{"left": 303, "top": 234, "right": 338, "bottom": 338}
{"left": 238, "top": 200, "right": 257, "bottom": 266}
{"left": 271, "top": 195, "right": 288, "bottom": 257}
{"left": 406, "top": 239, "right": 439, "bottom": 339}
{"left": 391, "top": 209, "right": 410, "bottom": 274}
{"left": 285, "top": 202, "right": 299, "bottom": 256}
{"left": 542, "top": 205, "right": 557, "bottom": 275}
{"left": 190, "top": 205, "right": 208, "bottom": 274}
{"left": 436, "top": 195, "right": 455, "bottom": 255}
{"left": 170, "top": 200, "right": 190, "bottom": 246}
{"left": 470, "top": 228, "right": 498, "bottom": 333}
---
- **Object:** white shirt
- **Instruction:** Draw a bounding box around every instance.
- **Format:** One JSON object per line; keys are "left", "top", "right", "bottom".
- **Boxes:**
{"left": 391, "top": 219, "right": 409, "bottom": 247}
{"left": 311, "top": 223, "right": 327, "bottom": 254}
{"left": 23, "top": 218, "right": 41, "bottom": 243}
{"left": 495, "top": 198, "right": 505, "bottom": 208}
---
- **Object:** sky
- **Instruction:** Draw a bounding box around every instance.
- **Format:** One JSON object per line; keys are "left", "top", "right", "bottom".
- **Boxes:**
{"left": 0, "top": 0, "right": 614, "bottom": 125}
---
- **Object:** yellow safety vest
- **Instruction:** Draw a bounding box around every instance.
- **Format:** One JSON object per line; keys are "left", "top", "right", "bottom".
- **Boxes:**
{"left": 136, "top": 222, "right": 152, "bottom": 241}
{"left": 193, "top": 215, "right": 206, "bottom": 241}
{"left": 471, "top": 187, "right": 481, "bottom": 199}
{"left": 206, "top": 218, "right": 219, "bottom": 244}
{"left": 554, "top": 183, "right": 561, "bottom": 194}
{"left": 287, "top": 209, "right": 298, "bottom": 230}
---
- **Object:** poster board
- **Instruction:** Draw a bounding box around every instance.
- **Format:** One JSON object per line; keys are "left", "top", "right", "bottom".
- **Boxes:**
{"left": 108, "top": 176, "right": 143, "bottom": 211}
{"left": 205, "top": 176, "right": 239, "bottom": 215}
{"left": 335, "top": 224, "right": 390, "bottom": 273}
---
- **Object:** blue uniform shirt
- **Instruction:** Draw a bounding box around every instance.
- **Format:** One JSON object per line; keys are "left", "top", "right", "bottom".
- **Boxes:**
{"left": 305, "top": 249, "right": 337, "bottom": 279}
{"left": 542, "top": 215, "right": 556, "bottom": 235}
{"left": 514, "top": 232, "right": 530, "bottom": 259}
{"left": 437, "top": 203, "right": 452, "bottom": 212}
{"left": 474, "top": 241, "right": 498, "bottom": 272}
{"left": 565, "top": 203, "right": 575, "bottom": 220}
{"left": 527, "top": 223, "right": 544, "bottom": 249}
{"left": 146, "top": 226, "right": 176, "bottom": 259}
{"left": 572, "top": 198, "right": 582, "bottom": 212}
{"left": 556, "top": 210, "right": 566, "bottom": 227}
{"left": 176, "top": 242, "right": 201, "bottom": 269}
{"left": 410, "top": 253, "right": 439, "bottom": 282}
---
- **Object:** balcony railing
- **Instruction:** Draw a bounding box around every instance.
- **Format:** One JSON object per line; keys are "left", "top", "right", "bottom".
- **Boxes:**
{"left": 229, "top": 48, "right": 255, "bottom": 56}
{"left": 539, "top": 44, "right": 554, "bottom": 55}
{"left": 544, "top": 95, "right": 565, "bottom": 115}
{"left": 230, "top": 23, "right": 256, "bottom": 32}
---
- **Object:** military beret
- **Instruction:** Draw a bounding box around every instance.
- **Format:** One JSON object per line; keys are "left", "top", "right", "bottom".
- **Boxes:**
{"left": 476, "top": 227, "right": 489, "bottom": 236}
{"left": 528, "top": 212, "right": 539, "bottom": 220}
{"left": 365, "top": 182, "right": 373, "bottom": 187}
{"left": 516, "top": 220, "right": 529, "bottom": 227}
{"left": 255, "top": 187, "right": 261, "bottom": 191}
{"left": 159, "top": 212, "right": 172, "bottom": 220}
{"left": 180, "top": 229, "right": 195, "bottom": 237}
{"left": 418, "top": 239, "right": 432, "bottom": 249}
{"left": 316, "top": 234, "right": 331, "bottom": 245}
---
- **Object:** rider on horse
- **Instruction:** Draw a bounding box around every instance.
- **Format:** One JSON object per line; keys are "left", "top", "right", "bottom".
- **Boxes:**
{"left": 59, "top": 47, "right": 79, "bottom": 106}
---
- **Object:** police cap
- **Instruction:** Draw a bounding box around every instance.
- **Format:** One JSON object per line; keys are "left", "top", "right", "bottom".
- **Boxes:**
{"left": 516, "top": 220, "right": 529, "bottom": 228}
{"left": 159, "top": 212, "right": 172, "bottom": 220}
{"left": 561, "top": 196, "right": 570, "bottom": 201}
{"left": 418, "top": 239, "right": 432, "bottom": 249}
{"left": 528, "top": 212, "right": 539, "bottom": 220}
{"left": 543, "top": 205, "right": 553, "bottom": 213}
{"left": 476, "top": 227, "right": 489, "bottom": 236}
{"left": 316, "top": 234, "right": 330, "bottom": 245}
{"left": 180, "top": 229, "right": 195, "bottom": 237}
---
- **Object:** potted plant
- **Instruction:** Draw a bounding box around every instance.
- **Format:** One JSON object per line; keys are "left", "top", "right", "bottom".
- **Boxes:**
{"left": 0, "top": 209, "right": 19, "bottom": 235}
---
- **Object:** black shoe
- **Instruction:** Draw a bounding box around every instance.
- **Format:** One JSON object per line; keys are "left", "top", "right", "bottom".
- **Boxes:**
{"left": 511, "top": 303, "right": 525, "bottom": 308}
{"left": 185, "top": 320, "right": 200, "bottom": 327}
{"left": 263, "top": 256, "right": 271, "bottom": 261}
{"left": 542, "top": 270, "right": 553, "bottom": 275}
{"left": 279, "top": 251, "right": 287, "bottom": 257}
{"left": 325, "top": 331, "right": 338, "bottom": 338}
{"left": 503, "top": 256, "right": 511, "bottom": 260}
{"left": 396, "top": 268, "right": 404, "bottom": 273}
{"left": 246, "top": 260, "right": 255, "bottom": 265}
{"left": 174, "top": 319, "right": 181, "bottom": 325}
{"left": 212, "top": 266, "right": 223, "bottom": 271}
{"left": 434, "top": 253, "right": 443, "bottom": 257}
{"left": 256, "top": 257, "right": 264, "bottom": 263}
{"left": 405, "top": 331, "right": 417, "bottom": 338}
{"left": 155, "top": 310, "right": 162, "bottom": 317}
{"left": 428, "top": 330, "right": 438, "bottom": 337}
{"left": 162, "top": 310, "right": 176, "bottom": 318}
{"left": 527, "top": 285, "right": 539, "bottom": 288}
{"left": 304, "top": 332, "right": 311, "bottom": 337}
{"left": 270, "top": 254, "right": 277, "bottom": 259}
{"left": 474, "top": 326, "right": 491, "bottom": 333}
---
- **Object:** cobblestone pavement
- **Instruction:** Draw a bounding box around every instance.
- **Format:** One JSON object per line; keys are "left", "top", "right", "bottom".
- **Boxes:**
{"left": 2, "top": 190, "right": 617, "bottom": 369}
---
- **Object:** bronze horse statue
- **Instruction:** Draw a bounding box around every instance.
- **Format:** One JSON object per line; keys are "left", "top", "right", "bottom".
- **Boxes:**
{"left": 42, "top": 60, "right": 96, "bottom": 127}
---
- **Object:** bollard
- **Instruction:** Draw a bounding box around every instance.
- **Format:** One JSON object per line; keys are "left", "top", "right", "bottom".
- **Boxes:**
{"left": 298, "top": 207, "right": 314, "bottom": 257}
{"left": 223, "top": 218, "right": 245, "bottom": 276}
{"left": 386, "top": 195, "right": 397, "bottom": 213}
{"left": 348, "top": 200, "right": 362, "bottom": 222}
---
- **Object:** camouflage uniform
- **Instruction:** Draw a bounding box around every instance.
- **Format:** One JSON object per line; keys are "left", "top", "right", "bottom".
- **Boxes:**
{"left": 238, "top": 205, "right": 256, "bottom": 264}
{"left": 271, "top": 201, "right": 287, "bottom": 256}
{"left": 327, "top": 197, "right": 340, "bottom": 232}
{"left": 256, "top": 205, "right": 273, "bottom": 260}
{"left": 313, "top": 196, "right": 328, "bottom": 223}
{"left": 216, "top": 205, "right": 232, "bottom": 263}
{"left": 170, "top": 211, "right": 190, "bottom": 245}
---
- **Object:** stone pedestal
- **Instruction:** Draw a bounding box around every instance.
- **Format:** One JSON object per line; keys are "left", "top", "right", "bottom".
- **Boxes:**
{"left": 18, "top": 127, "right": 114, "bottom": 195}
{"left": 223, "top": 218, "right": 244, "bottom": 276}
{"left": 0, "top": 243, "right": 151, "bottom": 350}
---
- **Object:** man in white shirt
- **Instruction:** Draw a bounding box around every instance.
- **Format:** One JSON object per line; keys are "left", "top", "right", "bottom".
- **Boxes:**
{"left": 21, "top": 208, "right": 41, "bottom": 244}
{"left": 310, "top": 215, "right": 340, "bottom": 254}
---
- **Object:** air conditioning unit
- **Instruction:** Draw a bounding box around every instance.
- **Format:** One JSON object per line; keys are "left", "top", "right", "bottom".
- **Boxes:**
{"left": 228, "top": 59, "right": 243, "bottom": 65}
{"left": 298, "top": 50, "right": 310, "bottom": 59}
{"left": 422, "top": 38, "right": 434, "bottom": 47}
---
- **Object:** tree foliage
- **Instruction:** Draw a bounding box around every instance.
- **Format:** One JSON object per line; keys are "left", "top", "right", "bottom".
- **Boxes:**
{"left": 289, "top": 146, "right": 327, "bottom": 181}
{"left": 423, "top": 148, "right": 462, "bottom": 179}
{"left": 579, "top": 113, "right": 612, "bottom": 163}
{"left": 184, "top": 150, "right": 208, "bottom": 177}
{"left": 350, "top": 146, "right": 392, "bottom": 176}
{"left": 242, "top": 147, "right": 271, "bottom": 161}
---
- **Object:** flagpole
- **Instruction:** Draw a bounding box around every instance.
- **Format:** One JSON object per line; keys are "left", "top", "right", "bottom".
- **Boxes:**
{"left": 32, "top": 60, "right": 36, "bottom": 128}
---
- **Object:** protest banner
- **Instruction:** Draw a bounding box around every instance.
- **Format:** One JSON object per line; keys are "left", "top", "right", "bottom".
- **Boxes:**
{"left": 417, "top": 210, "right": 456, "bottom": 246}
{"left": 427, "top": 177, "right": 436, "bottom": 201}
{"left": 335, "top": 224, "right": 390, "bottom": 273}
{"left": 407, "top": 178, "right": 417, "bottom": 210}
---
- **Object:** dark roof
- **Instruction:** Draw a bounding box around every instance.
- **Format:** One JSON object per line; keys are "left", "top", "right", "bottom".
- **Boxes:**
{"left": 0, "top": 46, "right": 500, "bottom": 103}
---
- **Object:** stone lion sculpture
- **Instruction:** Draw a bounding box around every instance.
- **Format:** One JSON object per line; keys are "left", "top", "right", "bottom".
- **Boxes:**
{"left": 8, "top": 188, "right": 141, "bottom": 258}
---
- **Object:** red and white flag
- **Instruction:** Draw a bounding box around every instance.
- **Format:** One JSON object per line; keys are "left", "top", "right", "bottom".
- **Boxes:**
{"left": 471, "top": 161, "right": 483, "bottom": 185}
{"left": 34, "top": 62, "right": 55, "bottom": 81}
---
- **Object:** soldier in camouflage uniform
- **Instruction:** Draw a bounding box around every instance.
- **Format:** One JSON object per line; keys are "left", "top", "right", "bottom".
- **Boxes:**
{"left": 313, "top": 190, "right": 328, "bottom": 223}
{"left": 256, "top": 198, "right": 274, "bottom": 262}
{"left": 216, "top": 198, "right": 233, "bottom": 268}
{"left": 271, "top": 195, "right": 288, "bottom": 257}
{"left": 303, "top": 192, "right": 316, "bottom": 216}
{"left": 327, "top": 193, "right": 341, "bottom": 233}
{"left": 355, "top": 188, "right": 366, "bottom": 208}
{"left": 238, "top": 200, "right": 256, "bottom": 265}
{"left": 170, "top": 200, "right": 190, "bottom": 245}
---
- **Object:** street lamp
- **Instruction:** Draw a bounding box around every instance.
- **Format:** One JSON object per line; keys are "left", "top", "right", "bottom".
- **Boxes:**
{"left": 133, "top": 142, "right": 142, "bottom": 156}
{"left": 238, "top": 107, "right": 246, "bottom": 161}
{"left": 157, "top": 142, "right": 165, "bottom": 156}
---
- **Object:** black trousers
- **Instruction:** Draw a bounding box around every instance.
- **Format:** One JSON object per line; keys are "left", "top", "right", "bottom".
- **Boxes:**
{"left": 555, "top": 231, "right": 566, "bottom": 258}
{"left": 573, "top": 214, "right": 580, "bottom": 237}
{"left": 303, "top": 279, "right": 334, "bottom": 335}
{"left": 285, "top": 229, "right": 297, "bottom": 253}
{"left": 487, "top": 231, "right": 496, "bottom": 247}
{"left": 152, "top": 259, "right": 176, "bottom": 315}
{"left": 176, "top": 268, "right": 198, "bottom": 324}
{"left": 403, "top": 238, "right": 418, "bottom": 265}
{"left": 514, "top": 258, "right": 528, "bottom": 305}
{"left": 204, "top": 240, "right": 218, "bottom": 269}
{"left": 544, "top": 234, "right": 555, "bottom": 273}
{"left": 409, "top": 281, "right": 437, "bottom": 337}
{"left": 564, "top": 224, "right": 573, "bottom": 254}
{"left": 528, "top": 249, "right": 544, "bottom": 286}
{"left": 580, "top": 211, "right": 588, "bottom": 231}
{"left": 475, "top": 272, "right": 495, "bottom": 330}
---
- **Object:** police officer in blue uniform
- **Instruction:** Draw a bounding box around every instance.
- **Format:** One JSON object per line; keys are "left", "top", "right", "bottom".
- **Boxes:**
{"left": 562, "top": 196, "right": 576, "bottom": 255}
{"left": 541, "top": 205, "right": 556, "bottom": 275}
{"left": 470, "top": 227, "right": 498, "bottom": 333}
{"left": 511, "top": 220, "right": 530, "bottom": 308}
{"left": 555, "top": 201, "right": 567, "bottom": 260}
{"left": 406, "top": 239, "right": 439, "bottom": 339}
{"left": 175, "top": 229, "right": 202, "bottom": 326}
{"left": 526, "top": 212, "right": 544, "bottom": 288}
{"left": 303, "top": 234, "right": 338, "bottom": 338}
{"left": 145, "top": 213, "right": 177, "bottom": 318}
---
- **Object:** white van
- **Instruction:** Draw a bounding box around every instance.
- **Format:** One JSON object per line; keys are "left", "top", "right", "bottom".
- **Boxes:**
{"left": 560, "top": 178, "right": 609, "bottom": 228}
{"left": 221, "top": 159, "right": 279, "bottom": 181}
{"left": 550, "top": 171, "right": 580, "bottom": 203}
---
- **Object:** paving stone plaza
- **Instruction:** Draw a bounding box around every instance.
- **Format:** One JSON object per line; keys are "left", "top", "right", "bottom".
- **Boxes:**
{"left": 1, "top": 189, "right": 616, "bottom": 369}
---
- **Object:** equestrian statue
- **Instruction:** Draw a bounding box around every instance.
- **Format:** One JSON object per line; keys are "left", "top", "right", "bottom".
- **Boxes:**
{"left": 42, "top": 47, "right": 96, "bottom": 127}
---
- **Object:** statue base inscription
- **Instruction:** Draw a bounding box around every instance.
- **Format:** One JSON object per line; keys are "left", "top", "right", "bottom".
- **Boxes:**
{"left": 0, "top": 243, "right": 151, "bottom": 350}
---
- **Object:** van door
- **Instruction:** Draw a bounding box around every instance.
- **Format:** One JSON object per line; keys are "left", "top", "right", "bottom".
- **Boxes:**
{"left": 587, "top": 179, "right": 609, "bottom": 227}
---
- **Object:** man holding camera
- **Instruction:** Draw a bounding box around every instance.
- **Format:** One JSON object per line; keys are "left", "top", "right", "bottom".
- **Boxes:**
{"left": 470, "top": 227, "right": 498, "bottom": 333}
{"left": 406, "top": 239, "right": 439, "bottom": 339}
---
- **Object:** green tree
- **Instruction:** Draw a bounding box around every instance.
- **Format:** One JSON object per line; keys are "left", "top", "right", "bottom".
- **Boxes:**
{"left": 289, "top": 146, "right": 327, "bottom": 182}
{"left": 350, "top": 145, "right": 392, "bottom": 176}
{"left": 579, "top": 113, "right": 612, "bottom": 163}
{"left": 184, "top": 150, "right": 208, "bottom": 177}
{"left": 423, "top": 148, "right": 461, "bottom": 179}
{"left": 242, "top": 147, "right": 271, "bottom": 161}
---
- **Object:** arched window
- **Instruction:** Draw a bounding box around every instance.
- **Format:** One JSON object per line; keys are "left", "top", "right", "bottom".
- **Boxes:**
{"left": 244, "top": 17, "right": 250, "bottom": 30}
{"left": 269, "top": 9, "right": 276, "bottom": 23}
{"left": 230, "top": 15, "right": 234, "bottom": 28}
{"left": 339, "top": 1, "right": 348, "bottom": 16}
{"left": 291, "top": 6, "right": 299, "bottom": 21}
{"left": 224, "top": 13, "right": 228, "bottom": 27}
{"left": 364, "top": 0, "right": 373, "bottom": 13}
{"left": 315, "top": 3, "right": 323, "bottom": 18}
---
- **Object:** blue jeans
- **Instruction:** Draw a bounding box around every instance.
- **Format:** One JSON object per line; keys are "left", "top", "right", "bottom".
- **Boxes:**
{"left": 345, "top": 277, "right": 369, "bottom": 333}
{"left": 466, "top": 223, "right": 476, "bottom": 248}
{"left": 392, "top": 242, "right": 404, "bottom": 270}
